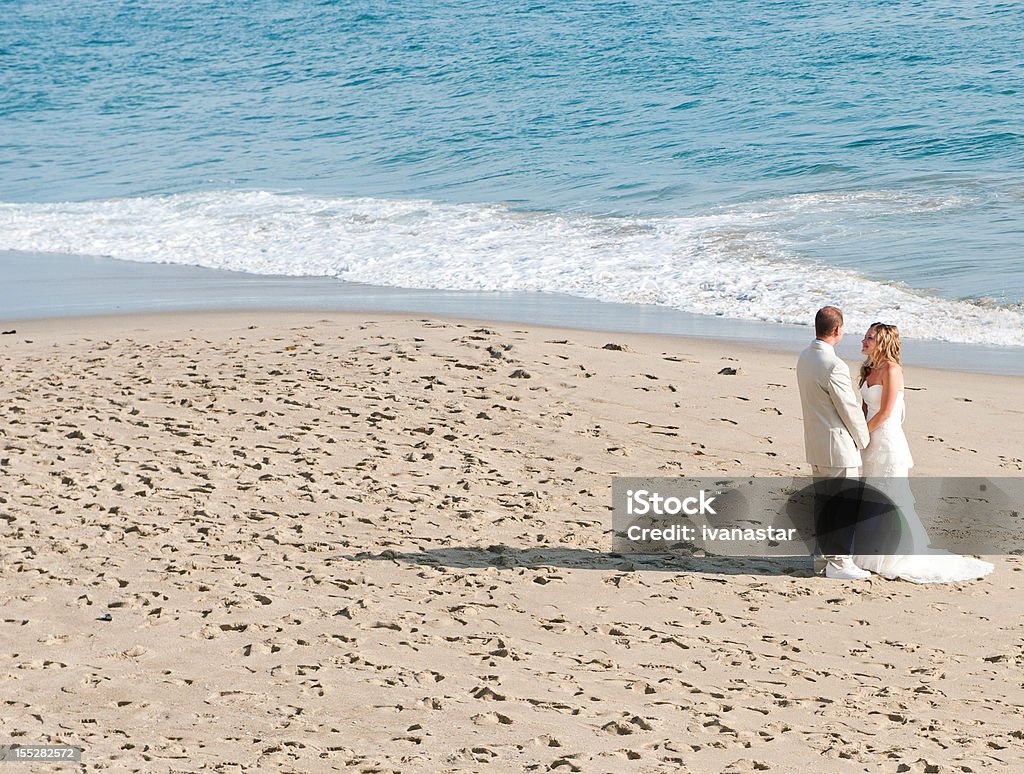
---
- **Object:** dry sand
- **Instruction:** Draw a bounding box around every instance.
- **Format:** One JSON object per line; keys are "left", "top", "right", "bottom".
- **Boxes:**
{"left": 1, "top": 311, "right": 1022, "bottom": 772}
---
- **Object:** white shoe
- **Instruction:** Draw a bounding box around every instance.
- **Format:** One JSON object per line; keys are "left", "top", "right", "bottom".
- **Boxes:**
{"left": 825, "top": 560, "right": 871, "bottom": 580}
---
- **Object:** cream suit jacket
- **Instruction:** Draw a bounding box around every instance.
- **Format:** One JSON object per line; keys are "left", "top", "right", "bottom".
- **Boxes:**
{"left": 797, "top": 340, "right": 870, "bottom": 468}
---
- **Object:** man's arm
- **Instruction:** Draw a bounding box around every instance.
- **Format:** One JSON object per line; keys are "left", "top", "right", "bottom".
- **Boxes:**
{"left": 827, "top": 362, "right": 870, "bottom": 449}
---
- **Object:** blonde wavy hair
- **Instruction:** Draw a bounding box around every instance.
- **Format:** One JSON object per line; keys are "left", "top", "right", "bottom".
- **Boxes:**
{"left": 859, "top": 322, "right": 902, "bottom": 387}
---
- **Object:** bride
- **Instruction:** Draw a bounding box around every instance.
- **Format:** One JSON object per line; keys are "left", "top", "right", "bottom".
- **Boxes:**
{"left": 851, "top": 323, "right": 993, "bottom": 583}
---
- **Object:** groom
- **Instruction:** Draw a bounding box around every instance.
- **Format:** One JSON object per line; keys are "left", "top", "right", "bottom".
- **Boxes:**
{"left": 797, "top": 306, "right": 872, "bottom": 580}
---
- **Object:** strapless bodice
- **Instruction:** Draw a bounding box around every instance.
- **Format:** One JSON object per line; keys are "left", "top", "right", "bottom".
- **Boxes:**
{"left": 860, "top": 382, "right": 913, "bottom": 473}
{"left": 861, "top": 382, "right": 906, "bottom": 425}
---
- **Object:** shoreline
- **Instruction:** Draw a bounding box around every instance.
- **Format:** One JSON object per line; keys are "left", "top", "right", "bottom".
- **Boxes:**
{"left": 5, "top": 249, "right": 1024, "bottom": 376}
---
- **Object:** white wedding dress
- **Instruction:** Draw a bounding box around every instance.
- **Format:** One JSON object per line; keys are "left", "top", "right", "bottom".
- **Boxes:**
{"left": 852, "top": 383, "right": 994, "bottom": 583}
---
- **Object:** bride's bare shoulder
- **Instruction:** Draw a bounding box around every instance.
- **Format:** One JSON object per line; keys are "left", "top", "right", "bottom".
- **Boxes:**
{"left": 880, "top": 361, "right": 902, "bottom": 375}
{"left": 879, "top": 360, "right": 905, "bottom": 386}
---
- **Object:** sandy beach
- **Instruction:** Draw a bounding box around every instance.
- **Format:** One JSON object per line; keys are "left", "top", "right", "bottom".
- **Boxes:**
{"left": 2, "top": 311, "right": 1022, "bottom": 772}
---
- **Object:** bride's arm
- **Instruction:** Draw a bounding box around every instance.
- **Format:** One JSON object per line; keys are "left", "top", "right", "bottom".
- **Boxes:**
{"left": 866, "top": 362, "right": 903, "bottom": 433}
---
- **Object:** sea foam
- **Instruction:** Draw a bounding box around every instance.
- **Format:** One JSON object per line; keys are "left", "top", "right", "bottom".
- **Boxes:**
{"left": 2, "top": 190, "right": 1022, "bottom": 346}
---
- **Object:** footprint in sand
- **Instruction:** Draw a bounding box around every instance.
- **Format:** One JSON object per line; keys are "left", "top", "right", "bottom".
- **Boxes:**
{"left": 471, "top": 712, "right": 513, "bottom": 726}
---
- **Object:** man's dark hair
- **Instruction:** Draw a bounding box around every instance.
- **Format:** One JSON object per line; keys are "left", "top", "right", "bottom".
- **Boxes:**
{"left": 815, "top": 306, "right": 844, "bottom": 338}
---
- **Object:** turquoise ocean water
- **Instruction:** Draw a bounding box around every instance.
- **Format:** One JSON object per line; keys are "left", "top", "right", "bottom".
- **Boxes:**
{"left": 2, "top": 0, "right": 1023, "bottom": 345}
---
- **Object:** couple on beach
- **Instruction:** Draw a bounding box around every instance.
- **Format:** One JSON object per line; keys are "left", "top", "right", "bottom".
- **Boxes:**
{"left": 797, "top": 306, "right": 993, "bottom": 583}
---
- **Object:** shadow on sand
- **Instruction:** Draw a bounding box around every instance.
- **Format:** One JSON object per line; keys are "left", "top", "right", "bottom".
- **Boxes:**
{"left": 343, "top": 544, "right": 815, "bottom": 577}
